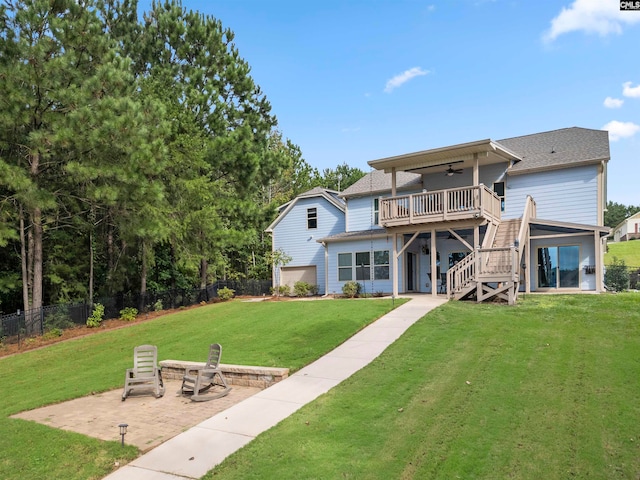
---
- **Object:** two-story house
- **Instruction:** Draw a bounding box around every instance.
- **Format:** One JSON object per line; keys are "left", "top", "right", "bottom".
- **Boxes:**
{"left": 266, "top": 127, "right": 610, "bottom": 304}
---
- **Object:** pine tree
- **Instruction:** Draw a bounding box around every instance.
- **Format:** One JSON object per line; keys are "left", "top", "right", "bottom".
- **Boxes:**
{"left": 0, "top": 0, "right": 169, "bottom": 318}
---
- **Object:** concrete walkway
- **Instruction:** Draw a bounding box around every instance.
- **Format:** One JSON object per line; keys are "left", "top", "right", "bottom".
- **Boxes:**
{"left": 104, "top": 295, "right": 446, "bottom": 480}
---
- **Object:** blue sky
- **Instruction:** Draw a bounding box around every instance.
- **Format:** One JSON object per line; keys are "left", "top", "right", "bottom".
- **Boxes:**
{"left": 159, "top": 0, "right": 639, "bottom": 205}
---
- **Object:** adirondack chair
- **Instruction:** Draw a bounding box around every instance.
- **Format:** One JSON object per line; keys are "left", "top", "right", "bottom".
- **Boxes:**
{"left": 122, "top": 344, "right": 165, "bottom": 401}
{"left": 180, "top": 343, "right": 232, "bottom": 402}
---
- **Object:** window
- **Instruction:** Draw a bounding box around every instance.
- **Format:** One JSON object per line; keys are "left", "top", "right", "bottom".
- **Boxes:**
{"left": 355, "top": 252, "right": 371, "bottom": 280}
{"left": 337, "top": 250, "right": 390, "bottom": 281}
{"left": 373, "top": 198, "right": 379, "bottom": 225}
{"left": 493, "top": 182, "right": 505, "bottom": 212}
{"left": 537, "top": 245, "right": 580, "bottom": 288}
{"left": 307, "top": 208, "right": 317, "bottom": 229}
{"left": 449, "top": 251, "right": 469, "bottom": 268}
{"left": 338, "top": 253, "right": 352, "bottom": 281}
{"left": 374, "top": 250, "right": 389, "bottom": 280}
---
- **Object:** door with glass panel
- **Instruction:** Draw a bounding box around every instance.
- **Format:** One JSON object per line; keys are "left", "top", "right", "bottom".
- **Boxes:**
{"left": 537, "top": 245, "right": 580, "bottom": 288}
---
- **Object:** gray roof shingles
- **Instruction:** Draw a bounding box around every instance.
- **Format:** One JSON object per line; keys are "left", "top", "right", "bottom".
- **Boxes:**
{"left": 340, "top": 170, "right": 422, "bottom": 198}
{"left": 341, "top": 127, "right": 609, "bottom": 197}
{"left": 497, "top": 127, "right": 609, "bottom": 173}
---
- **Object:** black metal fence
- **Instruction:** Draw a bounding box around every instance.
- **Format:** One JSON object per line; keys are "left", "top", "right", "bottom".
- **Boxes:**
{"left": 0, "top": 279, "right": 271, "bottom": 345}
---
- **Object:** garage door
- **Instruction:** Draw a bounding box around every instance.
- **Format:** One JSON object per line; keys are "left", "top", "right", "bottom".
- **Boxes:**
{"left": 281, "top": 266, "right": 317, "bottom": 289}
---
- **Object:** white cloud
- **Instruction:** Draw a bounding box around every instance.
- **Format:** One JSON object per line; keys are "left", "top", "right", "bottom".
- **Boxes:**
{"left": 602, "top": 120, "right": 640, "bottom": 141}
{"left": 623, "top": 81, "right": 640, "bottom": 98}
{"left": 384, "top": 67, "right": 429, "bottom": 93}
{"left": 543, "top": 0, "right": 640, "bottom": 42}
{"left": 604, "top": 97, "right": 624, "bottom": 108}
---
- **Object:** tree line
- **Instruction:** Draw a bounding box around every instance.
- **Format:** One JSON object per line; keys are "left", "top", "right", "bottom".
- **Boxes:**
{"left": 604, "top": 201, "right": 640, "bottom": 230}
{"left": 0, "top": 0, "right": 364, "bottom": 315}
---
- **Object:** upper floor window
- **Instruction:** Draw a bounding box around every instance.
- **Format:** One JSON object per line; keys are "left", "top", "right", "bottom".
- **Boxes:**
{"left": 307, "top": 208, "right": 317, "bottom": 229}
{"left": 373, "top": 198, "right": 379, "bottom": 225}
{"left": 493, "top": 182, "right": 505, "bottom": 212}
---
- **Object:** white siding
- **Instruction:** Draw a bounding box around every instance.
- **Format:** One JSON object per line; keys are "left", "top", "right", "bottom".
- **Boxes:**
{"left": 505, "top": 165, "right": 598, "bottom": 224}
{"left": 272, "top": 197, "right": 345, "bottom": 294}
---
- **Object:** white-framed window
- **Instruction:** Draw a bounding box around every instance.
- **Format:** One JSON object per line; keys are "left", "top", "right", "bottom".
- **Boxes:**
{"left": 307, "top": 207, "right": 317, "bottom": 229}
{"left": 337, "top": 250, "right": 390, "bottom": 281}
{"left": 355, "top": 252, "right": 371, "bottom": 280}
{"left": 338, "top": 253, "right": 352, "bottom": 281}
{"left": 374, "top": 250, "right": 390, "bottom": 279}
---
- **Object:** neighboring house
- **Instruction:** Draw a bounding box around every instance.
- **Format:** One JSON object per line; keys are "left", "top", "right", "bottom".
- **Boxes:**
{"left": 613, "top": 211, "right": 640, "bottom": 242}
{"left": 266, "top": 127, "right": 611, "bottom": 304}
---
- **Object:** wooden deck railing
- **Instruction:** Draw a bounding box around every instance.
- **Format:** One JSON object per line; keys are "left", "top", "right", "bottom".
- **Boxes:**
{"left": 447, "top": 246, "right": 519, "bottom": 296}
{"left": 379, "top": 184, "right": 501, "bottom": 227}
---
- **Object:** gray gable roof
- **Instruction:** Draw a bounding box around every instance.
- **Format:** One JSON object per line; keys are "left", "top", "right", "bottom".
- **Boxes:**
{"left": 497, "top": 127, "right": 609, "bottom": 174}
{"left": 340, "top": 170, "right": 422, "bottom": 198}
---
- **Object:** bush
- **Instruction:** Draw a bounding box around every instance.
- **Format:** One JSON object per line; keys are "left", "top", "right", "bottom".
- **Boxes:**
{"left": 605, "top": 257, "right": 630, "bottom": 292}
{"left": 42, "top": 328, "right": 63, "bottom": 340}
{"left": 119, "top": 307, "right": 138, "bottom": 322}
{"left": 293, "top": 281, "right": 312, "bottom": 297}
{"left": 86, "top": 303, "right": 104, "bottom": 328}
{"left": 342, "top": 281, "right": 361, "bottom": 298}
{"left": 270, "top": 285, "right": 290, "bottom": 296}
{"left": 153, "top": 299, "right": 163, "bottom": 312}
{"left": 218, "top": 287, "right": 235, "bottom": 301}
{"left": 44, "top": 307, "right": 74, "bottom": 331}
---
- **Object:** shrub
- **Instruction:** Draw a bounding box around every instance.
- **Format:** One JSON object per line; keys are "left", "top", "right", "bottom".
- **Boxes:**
{"left": 342, "top": 281, "right": 361, "bottom": 298}
{"left": 153, "top": 299, "right": 163, "bottom": 312}
{"left": 44, "top": 307, "right": 74, "bottom": 331}
{"left": 293, "top": 281, "right": 312, "bottom": 297}
{"left": 605, "top": 257, "right": 630, "bottom": 292}
{"left": 119, "top": 307, "right": 138, "bottom": 322}
{"left": 86, "top": 303, "right": 104, "bottom": 328}
{"left": 218, "top": 287, "right": 235, "bottom": 301}
{"left": 270, "top": 285, "right": 290, "bottom": 296}
{"left": 43, "top": 328, "right": 63, "bottom": 340}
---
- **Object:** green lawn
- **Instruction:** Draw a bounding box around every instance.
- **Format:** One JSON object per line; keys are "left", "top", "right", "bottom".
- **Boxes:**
{"left": 606, "top": 240, "right": 640, "bottom": 267}
{"left": 0, "top": 298, "right": 400, "bottom": 480}
{"left": 207, "top": 294, "right": 640, "bottom": 480}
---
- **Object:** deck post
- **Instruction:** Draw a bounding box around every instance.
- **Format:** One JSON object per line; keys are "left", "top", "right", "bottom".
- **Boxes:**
{"left": 430, "top": 229, "right": 437, "bottom": 297}
{"left": 392, "top": 232, "right": 399, "bottom": 297}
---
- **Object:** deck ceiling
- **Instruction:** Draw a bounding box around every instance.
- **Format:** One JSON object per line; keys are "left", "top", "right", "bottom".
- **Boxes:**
{"left": 368, "top": 139, "right": 522, "bottom": 174}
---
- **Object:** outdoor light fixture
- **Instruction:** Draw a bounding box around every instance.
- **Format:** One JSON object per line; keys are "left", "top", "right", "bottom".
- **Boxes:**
{"left": 118, "top": 423, "right": 128, "bottom": 447}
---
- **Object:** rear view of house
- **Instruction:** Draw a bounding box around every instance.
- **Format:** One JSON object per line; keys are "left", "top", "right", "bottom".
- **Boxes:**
{"left": 267, "top": 127, "right": 611, "bottom": 304}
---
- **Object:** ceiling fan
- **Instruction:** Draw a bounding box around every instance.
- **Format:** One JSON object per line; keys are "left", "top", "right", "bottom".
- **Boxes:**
{"left": 445, "top": 164, "right": 463, "bottom": 176}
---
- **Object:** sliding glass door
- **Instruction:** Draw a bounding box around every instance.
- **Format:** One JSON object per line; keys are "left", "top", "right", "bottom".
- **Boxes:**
{"left": 537, "top": 245, "right": 580, "bottom": 289}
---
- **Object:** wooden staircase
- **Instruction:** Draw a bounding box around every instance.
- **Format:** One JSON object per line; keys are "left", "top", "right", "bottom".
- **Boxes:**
{"left": 446, "top": 196, "right": 536, "bottom": 305}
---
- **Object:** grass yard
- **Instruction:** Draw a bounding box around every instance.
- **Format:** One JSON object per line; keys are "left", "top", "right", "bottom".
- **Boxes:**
{"left": 207, "top": 294, "right": 640, "bottom": 480}
{"left": 0, "top": 298, "right": 400, "bottom": 480}
{"left": 606, "top": 240, "right": 640, "bottom": 267}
